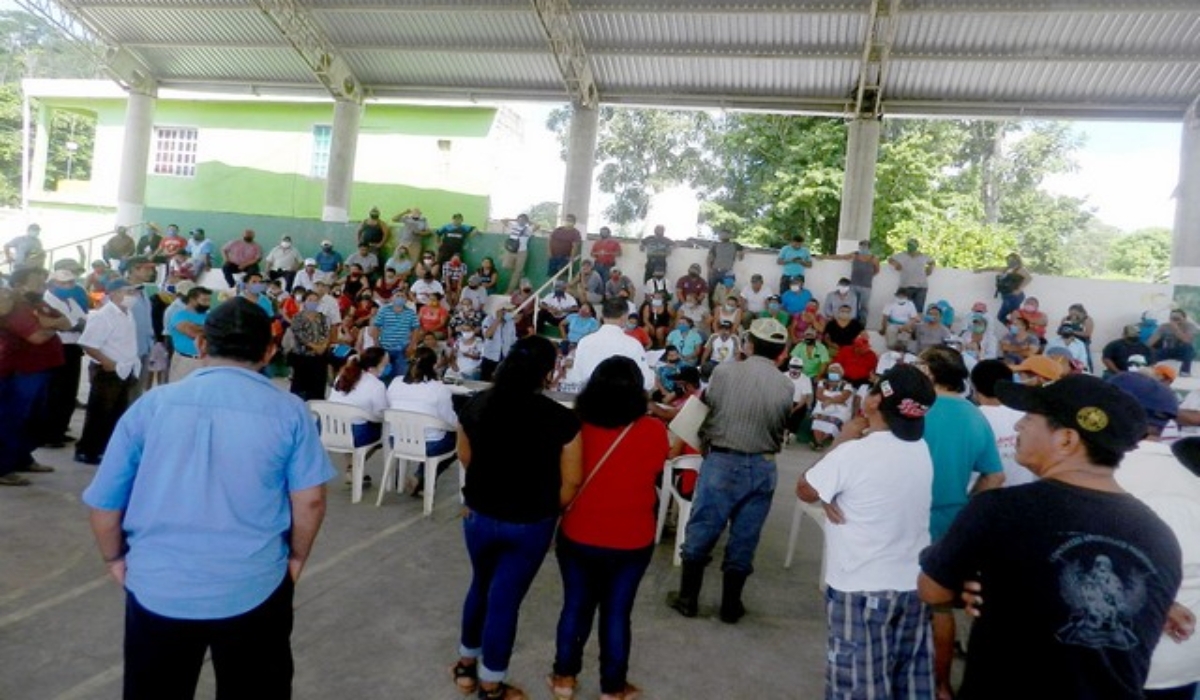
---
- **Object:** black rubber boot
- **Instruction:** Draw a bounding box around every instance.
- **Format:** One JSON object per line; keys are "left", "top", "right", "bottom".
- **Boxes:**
{"left": 719, "top": 570, "right": 748, "bottom": 624}
{"left": 667, "top": 560, "right": 706, "bottom": 617}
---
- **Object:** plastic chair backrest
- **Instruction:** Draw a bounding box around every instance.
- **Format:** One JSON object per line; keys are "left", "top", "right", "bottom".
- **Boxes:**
{"left": 309, "top": 400, "right": 372, "bottom": 452}
{"left": 668, "top": 454, "right": 703, "bottom": 486}
{"left": 383, "top": 409, "right": 456, "bottom": 461}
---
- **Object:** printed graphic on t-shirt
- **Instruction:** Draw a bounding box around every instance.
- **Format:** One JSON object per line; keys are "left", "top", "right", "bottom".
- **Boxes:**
{"left": 1052, "top": 533, "right": 1157, "bottom": 651}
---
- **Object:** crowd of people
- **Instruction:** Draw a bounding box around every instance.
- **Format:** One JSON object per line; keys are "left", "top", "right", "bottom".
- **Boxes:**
{"left": 3, "top": 215, "right": 1198, "bottom": 700}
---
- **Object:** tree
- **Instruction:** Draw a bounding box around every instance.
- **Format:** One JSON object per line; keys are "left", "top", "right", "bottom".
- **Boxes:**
{"left": 548, "top": 106, "right": 714, "bottom": 226}
{"left": 1108, "top": 227, "right": 1172, "bottom": 283}
{"left": 524, "top": 200, "right": 560, "bottom": 231}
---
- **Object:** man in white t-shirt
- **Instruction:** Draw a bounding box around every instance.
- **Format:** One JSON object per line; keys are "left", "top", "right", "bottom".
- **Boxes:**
{"left": 879, "top": 289, "right": 920, "bottom": 351}
{"left": 970, "top": 359, "right": 1033, "bottom": 487}
{"left": 701, "top": 319, "right": 739, "bottom": 370}
{"left": 784, "top": 357, "right": 814, "bottom": 443}
{"left": 566, "top": 298, "right": 655, "bottom": 391}
{"left": 739, "top": 273, "right": 773, "bottom": 323}
{"left": 797, "top": 364, "right": 938, "bottom": 698}
{"left": 410, "top": 273, "right": 445, "bottom": 306}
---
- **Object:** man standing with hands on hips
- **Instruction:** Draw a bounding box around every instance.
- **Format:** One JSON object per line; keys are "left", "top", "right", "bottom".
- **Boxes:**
{"left": 83, "top": 298, "right": 335, "bottom": 700}
{"left": 668, "top": 317, "right": 794, "bottom": 623}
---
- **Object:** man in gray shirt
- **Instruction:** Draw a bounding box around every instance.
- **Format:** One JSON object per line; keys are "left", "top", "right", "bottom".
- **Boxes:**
{"left": 668, "top": 317, "right": 794, "bottom": 624}
{"left": 888, "top": 238, "right": 935, "bottom": 313}
{"left": 706, "top": 229, "right": 744, "bottom": 297}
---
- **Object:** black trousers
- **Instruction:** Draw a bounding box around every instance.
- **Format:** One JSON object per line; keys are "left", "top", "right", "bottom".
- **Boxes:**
{"left": 268, "top": 269, "right": 296, "bottom": 292}
{"left": 45, "top": 344, "right": 83, "bottom": 441}
{"left": 222, "top": 262, "right": 261, "bottom": 289}
{"left": 288, "top": 353, "right": 328, "bottom": 401}
{"left": 77, "top": 367, "right": 137, "bottom": 458}
{"left": 124, "top": 575, "right": 294, "bottom": 700}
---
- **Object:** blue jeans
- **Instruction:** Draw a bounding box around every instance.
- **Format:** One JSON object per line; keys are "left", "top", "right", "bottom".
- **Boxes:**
{"left": 553, "top": 536, "right": 653, "bottom": 694}
{"left": 384, "top": 348, "right": 409, "bottom": 383}
{"left": 459, "top": 510, "right": 557, "bottom": 683}
{"left": 997, "top": 291, "right": 1025, "bottom": 325}
{"left": 0, "top": 370, "right": 52, "bottom": 474}
{"left": 547, "top": 256, "right": 571, "bottom": 276}
{"left": 680, "top": 450, "right": 777, "bottom": 574}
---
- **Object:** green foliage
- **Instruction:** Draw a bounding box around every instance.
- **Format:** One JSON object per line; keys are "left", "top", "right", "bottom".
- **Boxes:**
{"left": 1108, "top": 227, "right": 1172, "bottom": 283}
{"left": 886, "top": 209, "right": 1018, "bottom": 271}
{"left": 1061, "top": 219, "right": 1122, "bottom": 278}
{"left": 43, "top": 108, "right": 96, "bottom": 190}
{"left": 524, "top": 200, "right": 560, "bottom": 231}
{"left": 0, "top": 84, "right": 22, "bottom": 205}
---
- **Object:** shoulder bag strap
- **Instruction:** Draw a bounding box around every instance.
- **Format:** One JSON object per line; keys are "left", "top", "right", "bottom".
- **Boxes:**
{"left": 564, "top": 422, "right": 635, "bottom": 513}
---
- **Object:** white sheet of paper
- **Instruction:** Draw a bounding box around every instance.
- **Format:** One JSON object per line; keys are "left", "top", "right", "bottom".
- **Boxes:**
{"left": 668, "top": 395, "right": 709, "bottom": 452}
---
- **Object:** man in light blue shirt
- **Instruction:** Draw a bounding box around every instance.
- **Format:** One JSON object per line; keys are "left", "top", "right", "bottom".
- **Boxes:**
{"left": 166, "top": 285, "right": 210, "bottom": 382}
{"left": 776, "top": 234, "right": 812, "bottom": 292}
{"left": 83, "top": 298, "right": 335, "bottom": 699}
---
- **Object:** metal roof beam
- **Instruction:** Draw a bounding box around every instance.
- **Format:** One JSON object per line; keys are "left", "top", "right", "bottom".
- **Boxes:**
{"left": 15, "top": 0, "right": 157, "bottom": 94}
{"left": 852, "top": 0, "right": 900, "bottom": 118}
{"left": 530, "top": 0, "right": 599, "bottom": 108}
{"left": 252, "top": 0, "right": 366, "bottom": 102}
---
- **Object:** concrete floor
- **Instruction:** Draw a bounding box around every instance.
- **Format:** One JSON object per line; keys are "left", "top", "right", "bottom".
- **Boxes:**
{"left": 1, "top": 407, "right": 841, "bottom": 700}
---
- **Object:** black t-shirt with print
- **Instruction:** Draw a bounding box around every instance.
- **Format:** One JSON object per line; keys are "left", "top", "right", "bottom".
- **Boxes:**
{"left": 920, "top": 479, "right": 1181, "bottom": 700}
{"left": 459, "top": 389, "right": 580, "bottom": 523}
{"left": 824, "top": 319, "right": 864, "bottom": 348}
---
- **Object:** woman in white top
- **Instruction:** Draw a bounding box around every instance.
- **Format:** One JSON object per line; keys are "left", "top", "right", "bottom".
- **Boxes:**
{"left": 386, "top": 346, "right": 459, "bottom": 495}
{"left": 450, "top": 321, "right": 484, "bottom": 380}
{"left": 328, "top": 347, "right": 390, "bottom": 484}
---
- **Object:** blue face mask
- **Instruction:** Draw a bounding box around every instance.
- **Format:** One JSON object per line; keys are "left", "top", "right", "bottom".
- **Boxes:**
{"left": 924, "top": 314, "right": 937, "bottom": 323}
{"left": 303, "top": 302, "right": 319, "bottom": 312}
{"left": 678, "top": 323, "right": 690, "bottom": 332}
{"left": 827, "top": 373, "right": 841, "bottom": 382}
{"left": 248, "top": 282, "right": 266, "bottom": 294}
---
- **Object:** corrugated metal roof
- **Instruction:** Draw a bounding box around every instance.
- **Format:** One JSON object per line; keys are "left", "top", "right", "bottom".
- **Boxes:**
{"left": 38, "top": 1, "right": 1200, "bottom": 118}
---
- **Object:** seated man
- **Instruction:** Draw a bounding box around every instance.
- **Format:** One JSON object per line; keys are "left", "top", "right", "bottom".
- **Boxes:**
{"left": 1149, "top": 309, "right": 1197, "bottom": 377}
{"left": 538, "top": 279, "right": 578, "bottom": 335}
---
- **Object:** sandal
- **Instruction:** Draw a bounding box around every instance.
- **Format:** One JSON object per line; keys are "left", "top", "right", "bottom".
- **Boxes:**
{"left": 478, "top": 682, "right": 526, "bottom": 700}
{"left": 547, "top": 674, "right": 577, "bottom": 699}
{"left": 450, "top": 660, "right": 478, "bottom": 694}
{"left": 601, "top": 683, "right": 641, "bottom": 700}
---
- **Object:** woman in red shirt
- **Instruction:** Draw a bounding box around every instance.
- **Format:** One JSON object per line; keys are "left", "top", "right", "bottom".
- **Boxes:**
{"left": 548, "top": 357, "right": 669, "bottom": 700}
{"left": 417, "top": 292, "right": 450, "bottom": 339}
{"left": 832, "top": 332, "right": 878, "bottom": 387}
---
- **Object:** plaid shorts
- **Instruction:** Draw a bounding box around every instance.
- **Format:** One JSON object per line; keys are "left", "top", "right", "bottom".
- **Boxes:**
{"left": 824, "top": 587, "right": 934, "bottom": 700}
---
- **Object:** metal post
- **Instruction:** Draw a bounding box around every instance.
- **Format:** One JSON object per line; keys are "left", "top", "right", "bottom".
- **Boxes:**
{"left": 1171, "top": 97, "right": 1200, "bottom": 293}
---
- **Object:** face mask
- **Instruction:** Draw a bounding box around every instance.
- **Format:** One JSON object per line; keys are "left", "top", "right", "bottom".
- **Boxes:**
{"left": 895, "top": 297, "right": 906, "bottom": 304}
{"left": 1009, "top": 324, "right": 1021, "bottom": 334}
{"left": 652, "top": 300, "right": 663, "bottom": 308}
{"left": 195, "top": 304, "right": 210, "bottom": 313}
{"left": 768, "top": 303, "right": 780, "bottom": 311}
{"left": 304, "top": 302, "right": 319, "bottom": 312}
{"left": 827, "top": 373, "right": 841, "bottom": 382}
{"left": 677, "top": 324, "right": 690, "bottom": 332}
{"left": 924, "top": 314, "right": 937, "bottom": 323}
{"left": 461, "top": 331, "right": 475, "bottom": 341}
{"left": 906, "top": 244, "right": 917, "bottom": 253}
{"left": 280, "top": 241, "right": 291, "bottom": 249}
{"left": 858, "top": 245, "right": 869, "bottom": 254}
{"left": 837, "top": 285, "right": 849, "bottom": 294}
{"left": 249, "top": 282, "right": 266, "bottom": 294}
{"left": 725, "top": 302, "right": 737, "bottom": 310}
{"left": 392, "top": 298, "right": 405, "bottom": 309}
{"left": 625, "top": 321, "right": 637, "bottom": 330}
{"left": 790, "top": 285, "right": 800, "bottom": 293}
{"left": 1023, "top": 305, "right": 1035, "bottom": 312}
{"left": 972, "top": 323, "right": 985, "bottom": 333}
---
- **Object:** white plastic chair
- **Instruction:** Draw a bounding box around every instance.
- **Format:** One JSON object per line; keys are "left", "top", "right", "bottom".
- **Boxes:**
{"left": 379, "top": 408, "right": 458, "bottom": 515}
{"left": 308, "top": 400, "right": 383, "bottom": 504}
{"left": 654, "top": 454, "right": 703, "bottom": 566}
{"left": 784, "top": 498, "right": 829, "bottom": 590}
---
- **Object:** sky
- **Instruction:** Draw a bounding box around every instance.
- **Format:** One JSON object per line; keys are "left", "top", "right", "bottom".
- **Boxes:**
{"left": 498, "top": 103, "right": 1182, "bottom": 235}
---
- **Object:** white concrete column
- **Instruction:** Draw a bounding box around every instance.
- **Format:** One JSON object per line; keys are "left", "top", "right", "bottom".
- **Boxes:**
{"left": 116, "top": 90, "right": 156, "bottom": 227}
{"left": 1171, "top": 98, "right": 1200, "bottom": 289}
{"left": 29, "top": 102, "right": 50, "bottom": 199}
{"left": 560, "top": 102, "right": 599, "bottom": 232}
{"left": 835, "top": 117, "right": 882, "bottom": 254}
{"left": 322, "top": 99, "right": 362, "bottom": 223}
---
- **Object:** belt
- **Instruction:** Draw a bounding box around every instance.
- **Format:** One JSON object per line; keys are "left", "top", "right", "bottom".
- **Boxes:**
{"left": 709, "top": 445, "right": 760, "bottom": 456}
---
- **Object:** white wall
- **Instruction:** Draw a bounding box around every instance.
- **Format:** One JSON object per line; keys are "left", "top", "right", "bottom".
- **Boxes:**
{"left": 585, "top": 238, "right": 1172, "bottom": 351}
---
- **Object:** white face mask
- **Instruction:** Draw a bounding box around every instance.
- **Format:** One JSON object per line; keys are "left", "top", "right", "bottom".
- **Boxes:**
{"left": 461, "top": 331, "right": 475, "bottom": 341}
{"left": 280, "top": 241, "right": 291, "bottom": 249}
{"left": 837, "top": 285, "right": 849, "bottom": 294}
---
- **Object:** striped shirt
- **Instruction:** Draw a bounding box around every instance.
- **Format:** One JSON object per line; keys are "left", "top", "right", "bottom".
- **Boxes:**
{"left": 373, "top": 304, "right": 418, "bottom": 350}
{"left": 701, "top": 355, "right": 793, "bottom": 454}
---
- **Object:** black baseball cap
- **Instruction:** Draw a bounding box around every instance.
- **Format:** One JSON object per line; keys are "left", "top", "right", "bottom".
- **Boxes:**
{"left": 995, "top": 374, "right": 1147, "bottom": 455}
{"left": 873, "top": 364, "right": 936, "bottom": 442}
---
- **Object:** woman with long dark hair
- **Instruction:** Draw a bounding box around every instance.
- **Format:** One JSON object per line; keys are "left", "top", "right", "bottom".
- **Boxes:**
{"left": 548, "top": 356, "right": 668, "bottom": 700}
{"left": 386, "top": 345, "right": 457, "bottom": 495}
{"left": 328, "top": 347, "right": 389, "bottom": 486}
{"left": 452, "top": 336, "right": 582, "bottom": 700}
